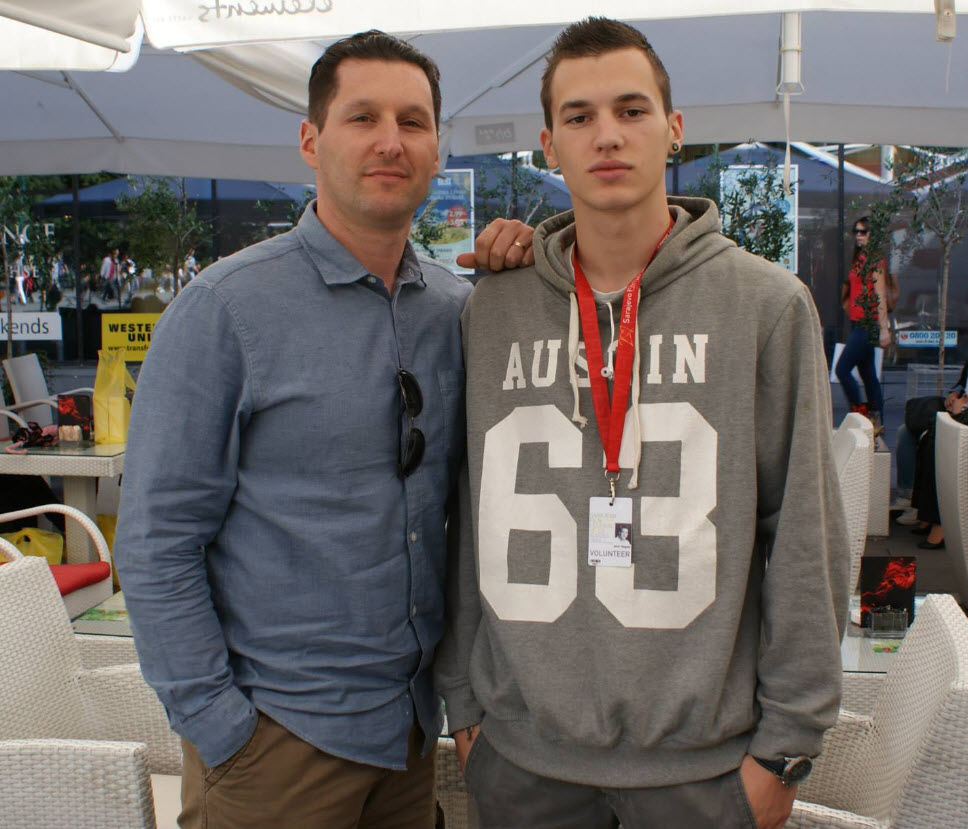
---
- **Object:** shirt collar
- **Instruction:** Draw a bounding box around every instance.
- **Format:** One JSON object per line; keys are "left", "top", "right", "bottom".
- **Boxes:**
{"left": 295, "top": 201, "right": 426, "bottom": 290}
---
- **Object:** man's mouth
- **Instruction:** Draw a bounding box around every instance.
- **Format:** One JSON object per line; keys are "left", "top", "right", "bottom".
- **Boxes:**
{"left": 588, "top": 160, "right": 632, "bottom": 172}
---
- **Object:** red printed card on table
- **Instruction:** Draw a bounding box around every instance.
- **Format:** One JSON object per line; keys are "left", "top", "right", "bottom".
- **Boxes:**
{"left": 57, "top": 393, "right": 94, "bottom": 441}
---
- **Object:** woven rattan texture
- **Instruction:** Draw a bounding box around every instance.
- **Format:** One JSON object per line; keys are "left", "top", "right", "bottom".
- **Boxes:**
{"left": 0, "top": 555, "right": 182, "bottom": 827}
{"left": 76, "top": 633, "right": 140, "bottom": 669}
{"left": 833, "top": 415, "right": 873, "bottom": 594}
{"left": 936, "top": 413, "right": 968, "bottom": 605}
{"left": 791, "top": 594, "right": 968, "bottom": 828}
{"left": 0, "top": 557, "right": 86, "bottom": 739}
{"left": 437, "top": 737, "right": 476, "bottom": 829}
{"left": 0, "top": 740, "right": 155, "bottom": 828}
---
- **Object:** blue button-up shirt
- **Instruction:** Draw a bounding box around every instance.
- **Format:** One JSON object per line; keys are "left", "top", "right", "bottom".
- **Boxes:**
{"left": 114, "top": 204, "right": 470, "bottom": 769}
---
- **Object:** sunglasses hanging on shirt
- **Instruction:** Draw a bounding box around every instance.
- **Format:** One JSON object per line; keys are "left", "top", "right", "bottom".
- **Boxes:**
{"left": 397, "top": 369, "right": 425, "bottom": 477}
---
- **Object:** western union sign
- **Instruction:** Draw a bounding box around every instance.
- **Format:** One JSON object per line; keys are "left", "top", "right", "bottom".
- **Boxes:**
{"left": 101, "top": 313, "right": 162, "bottom": 361}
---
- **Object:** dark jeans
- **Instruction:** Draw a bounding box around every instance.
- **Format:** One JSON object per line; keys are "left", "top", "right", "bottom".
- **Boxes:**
{"left": 463, "top": 734, "right": 756, "bottom": 829}
{"left": 912, "top": 431, "right": 941, "bottom": 526}
{"left": 836, "top": 324, "right": 884, "bottom": 417}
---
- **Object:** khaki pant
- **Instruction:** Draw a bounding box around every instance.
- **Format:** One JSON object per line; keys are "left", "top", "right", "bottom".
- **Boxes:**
{"left": 180, "top": 712, "right": 437, "bottom": 829}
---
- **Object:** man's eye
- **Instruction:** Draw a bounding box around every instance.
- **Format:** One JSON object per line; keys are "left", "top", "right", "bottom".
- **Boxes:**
{"left": 566, "top": 114, "right": 589, "bottom": 125}
{"left": 623, "top": 108, "right": 646, "bottom": 118}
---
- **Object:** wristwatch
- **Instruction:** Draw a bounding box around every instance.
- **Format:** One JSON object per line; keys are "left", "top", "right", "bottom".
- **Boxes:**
{"left": 753, "top": 755, "right": 813, "bottom": 786}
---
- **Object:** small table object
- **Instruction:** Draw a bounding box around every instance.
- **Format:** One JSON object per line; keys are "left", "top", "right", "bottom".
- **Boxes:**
{"left": 72, "top": 591, "right": 130, "bottom": 636}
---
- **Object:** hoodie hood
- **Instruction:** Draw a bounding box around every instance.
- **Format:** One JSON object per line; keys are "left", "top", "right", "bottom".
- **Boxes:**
{"left": 532, "top": 196, "right": 736, "bottom": 299}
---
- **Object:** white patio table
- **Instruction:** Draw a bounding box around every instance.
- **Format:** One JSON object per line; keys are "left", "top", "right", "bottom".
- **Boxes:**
{"left": 0, "top": 442, "right": 124, "bottom": 562}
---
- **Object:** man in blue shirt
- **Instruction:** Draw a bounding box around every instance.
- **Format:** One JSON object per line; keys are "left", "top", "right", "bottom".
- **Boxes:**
{"left": 115, "top": 30, "right": 521, "bottom": 828}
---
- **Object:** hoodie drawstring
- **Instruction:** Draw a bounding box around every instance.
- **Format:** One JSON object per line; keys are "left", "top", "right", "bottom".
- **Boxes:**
{"left": 567, "top": 290, "right": 643, "bottom": 487}
{"left": 628, "top": 290, "right": 643, "bottom": 490}
{"left": 567, "top": 293, "right": 588, "bottom": 429}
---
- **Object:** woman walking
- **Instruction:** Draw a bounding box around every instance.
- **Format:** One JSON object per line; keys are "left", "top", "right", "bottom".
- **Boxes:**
{"left": 836, "top": 216, "right": 891, "bottom": 434}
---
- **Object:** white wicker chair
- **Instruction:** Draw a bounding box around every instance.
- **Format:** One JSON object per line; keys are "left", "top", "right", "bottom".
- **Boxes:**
{"left": 833, "top": 414, "right": 873, "bottom": 595}
{"left": 790, "top": 593, "right": 968, "bottom": 828}
{"left": 0, "top": 504, "right": 113, "bottom": 618}
{"left": 0, "top": 549, "right": 181, "bottom": 829}
{"left": 936, "top": 412, "right": 968, "bottom": 606}
{"left": 437, "top": 736, "right": 478, "bottom": 829}
{"left": 0, "top": 384, "right": 29, "bottom": 442}
{"left": 3, "top": 353, "right": 94, "bottom": 427}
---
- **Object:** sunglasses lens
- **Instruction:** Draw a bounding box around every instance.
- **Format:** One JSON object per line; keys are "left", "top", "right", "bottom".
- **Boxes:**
{"left": 397, "top": 370, "right": 423, "bottom": 418}
{"left": 399, "top": 428, "right": 425, "bottom": 477}
{"left": 397, "top": 369, "right": 425, "bottom": 477}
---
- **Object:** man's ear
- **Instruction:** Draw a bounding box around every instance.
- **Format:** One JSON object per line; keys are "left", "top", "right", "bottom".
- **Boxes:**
{"left": 299, "top": 120, "right": 319, "bottom": 170}
{"left": 540, "top": 127, "right": 557, "bottom": 170}
{"left": 668, "top": 110, "right": 684, "bottom": 152}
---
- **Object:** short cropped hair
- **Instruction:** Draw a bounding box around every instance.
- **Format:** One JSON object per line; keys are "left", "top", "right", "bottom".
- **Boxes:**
{"left": 540, "top": 17, "right": 673, "bottom": 129}
{"left": 308, "top": 30, "right": 442, "bottom": 129}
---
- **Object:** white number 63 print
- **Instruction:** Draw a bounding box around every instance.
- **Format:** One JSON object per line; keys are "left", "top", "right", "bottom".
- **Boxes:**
{"left": 478, "top": 403, "right": 717, "bottom": 629}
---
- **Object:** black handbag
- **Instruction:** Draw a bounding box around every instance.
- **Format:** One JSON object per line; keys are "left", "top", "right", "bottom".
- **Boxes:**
{"left": 904, "top": 395, "right": 944, "bottom": 436}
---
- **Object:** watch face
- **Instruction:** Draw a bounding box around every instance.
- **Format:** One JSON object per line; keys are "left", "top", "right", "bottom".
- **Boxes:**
{"left": 783, "top": 757, "right": 813, "bottom": 784}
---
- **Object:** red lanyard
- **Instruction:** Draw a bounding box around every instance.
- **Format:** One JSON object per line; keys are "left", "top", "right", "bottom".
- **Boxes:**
{"left": 572, "top": 216, "right": 674, "bottom": 493}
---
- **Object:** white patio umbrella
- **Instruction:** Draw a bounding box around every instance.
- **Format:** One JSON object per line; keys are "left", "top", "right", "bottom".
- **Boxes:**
{"left": 0, "top": 2, "right": 963, "bottom": 180}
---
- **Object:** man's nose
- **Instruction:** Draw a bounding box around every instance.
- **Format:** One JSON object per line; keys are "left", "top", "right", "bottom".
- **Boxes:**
{"left": 374, "top": 120, "right": 404, "bottom": 157}
{"left": 593, "top": 115, "right": 622, "bottom": 151}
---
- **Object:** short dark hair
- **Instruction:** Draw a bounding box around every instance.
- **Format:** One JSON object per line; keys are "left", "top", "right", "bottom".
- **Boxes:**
{"left": 540, "top": 17, "right": 673, "bottom": 129}
{"left": 308, "top": 30, "right": 441, "bottom": 129}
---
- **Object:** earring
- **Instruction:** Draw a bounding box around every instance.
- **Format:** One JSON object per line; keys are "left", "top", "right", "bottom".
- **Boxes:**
{"left": 671, "top": 142, "right": 680, "bottom": 154}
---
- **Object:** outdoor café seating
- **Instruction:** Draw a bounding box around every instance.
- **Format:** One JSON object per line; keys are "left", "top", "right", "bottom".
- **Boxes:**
{"left": 0, "top": 551, "right": 182, "bottom": 828}
{"left": 3, "top": 353, "right": 94, "bottom": 427}
{"left": 790, "top": 593, "right": 968, "bottom": 828}
{"left": 0, "top": 504, "right": 113, "bottom": 618}
{"left": 936, "top": 412, "right": 968, "bottom": 607}
{"left": 832, "top": 413, "right": 873, "bottom": 595}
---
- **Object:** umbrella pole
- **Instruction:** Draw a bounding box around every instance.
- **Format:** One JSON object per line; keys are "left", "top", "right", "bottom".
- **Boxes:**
{"left": 72, "top": 174, "right": 83, "bottom": 363}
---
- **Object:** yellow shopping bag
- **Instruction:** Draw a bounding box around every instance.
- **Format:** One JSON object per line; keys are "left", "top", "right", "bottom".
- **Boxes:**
{"left": 0, "top": 527, "right": 64, "bottom": 565}
{"left": 96, "top": 513, "right": 121, "bottom": 590}
{"left": 93, "top": 349, "right": 137, "bottom": 445}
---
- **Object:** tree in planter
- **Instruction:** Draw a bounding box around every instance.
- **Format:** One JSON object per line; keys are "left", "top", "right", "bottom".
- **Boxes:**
{"left": 887, "top": 147, "right": 968, "bottom": 378}
{"left": 476, "top": 152, "right": 560, "bottom": 229}
{"left": 115, "top": 177, "right": 206, "bottom": 304}
{"left": 685, "top": 148, "right": 796, "bottom": 267}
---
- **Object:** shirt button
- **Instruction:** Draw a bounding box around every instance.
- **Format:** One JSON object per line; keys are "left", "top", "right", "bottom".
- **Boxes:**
{"left": 410, "top": 532, "right": 418, "bottom": 543}
{"left": 411, "top": 604, "right": 418, "bottom": 618}
{"left": 367, "top": 275, "right": 377, "bottom": 284}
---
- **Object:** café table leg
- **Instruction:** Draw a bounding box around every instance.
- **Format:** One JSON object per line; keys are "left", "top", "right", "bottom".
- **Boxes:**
{"left": 62, "top": 476, "right": 98, "bottom": 563}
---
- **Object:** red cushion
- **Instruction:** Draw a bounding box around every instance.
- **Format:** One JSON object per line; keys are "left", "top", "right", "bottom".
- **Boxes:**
{"left": 48, "top": 562, "right": 111, "bottom": 595}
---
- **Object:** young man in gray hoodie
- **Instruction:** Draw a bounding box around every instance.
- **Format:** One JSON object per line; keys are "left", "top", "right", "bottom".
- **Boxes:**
{"left": 435, "top": 17, "right": 849, "bottom": 829}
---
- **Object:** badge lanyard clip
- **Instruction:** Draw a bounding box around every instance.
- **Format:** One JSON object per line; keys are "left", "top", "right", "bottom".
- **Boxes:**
{"left": 606, "top": 471, "right": 619, "bottom": 506}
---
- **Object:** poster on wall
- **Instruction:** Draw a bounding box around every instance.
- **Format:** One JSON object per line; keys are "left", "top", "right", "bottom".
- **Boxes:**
{"left": 720, "top": 164, "right": 798, "bottom": 274}
{"left": 410, "top": 169, "right": 474, "bottom": 275}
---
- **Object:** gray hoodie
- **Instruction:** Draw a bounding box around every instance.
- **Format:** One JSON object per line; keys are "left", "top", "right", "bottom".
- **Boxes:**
{"left": 435, "top": 196, "right": 849, "bottom": 788}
